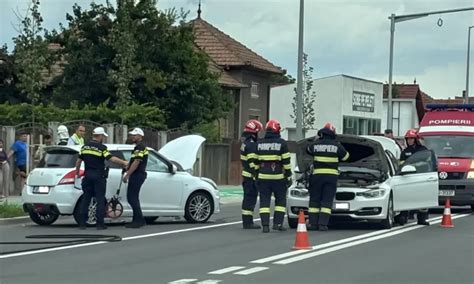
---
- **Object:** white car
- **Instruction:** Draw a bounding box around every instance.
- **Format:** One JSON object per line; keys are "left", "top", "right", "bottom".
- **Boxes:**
{"left": 22, "top": 135, "right": 220, "bottom": 226}
{"left": 287, "top": 135, "right": 439, "bottom": 229}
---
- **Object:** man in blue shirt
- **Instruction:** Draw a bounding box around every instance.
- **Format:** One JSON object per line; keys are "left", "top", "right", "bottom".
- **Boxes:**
{"left": 8, "top": 132, "right": 29, "bottom": 192}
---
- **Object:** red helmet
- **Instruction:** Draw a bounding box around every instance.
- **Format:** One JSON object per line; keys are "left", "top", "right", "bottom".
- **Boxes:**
{"left": 323, "top": 122, "right": 336, "bottom": 134}
{"left": 243, "top": 119, "right": 263, "bottom": 133}
{"left": 265, "top": 119, "right": 281, "bottom": 133}
{"left": 405, "top": 129, "right": 418, "bottom": 139}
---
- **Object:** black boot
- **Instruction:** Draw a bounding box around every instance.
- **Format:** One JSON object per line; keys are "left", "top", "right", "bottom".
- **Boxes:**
{"left": 318, "top": 225, "right": 328, "bottom": 231}
{"left": 307, "top": 224, "right": 319, "bottom": 231}
{"left": 417, "top": 212, "right": 430, "bottom": 226}
{"left": 262, "top": 225, "right": 270, "bottom": 233}
{"left": 272, "top": 224, "right": 287, "bottom": 231}
{"left": 243, "top": 223, "right": 260, "bottom": 229}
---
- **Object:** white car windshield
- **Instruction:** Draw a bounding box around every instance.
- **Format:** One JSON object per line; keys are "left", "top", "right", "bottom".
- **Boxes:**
{"left": 422, "top": 136, "right": 474, "bottom": 159}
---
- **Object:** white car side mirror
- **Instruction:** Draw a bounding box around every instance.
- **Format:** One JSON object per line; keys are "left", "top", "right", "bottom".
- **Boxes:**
{"left": 170, "top": 164, "right": 178, "bottom": 174}
{"left": 400, "top": 165, "right": 417, "bottom": 175}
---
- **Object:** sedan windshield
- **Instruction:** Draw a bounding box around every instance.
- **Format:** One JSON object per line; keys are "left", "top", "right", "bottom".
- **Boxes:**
{"left": 422, "top": 136, "right": 474, "bottom": 158}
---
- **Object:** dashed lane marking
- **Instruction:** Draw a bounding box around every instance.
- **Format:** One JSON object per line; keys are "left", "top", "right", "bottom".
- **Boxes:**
{"left": 168, "top": 279, "right": 198, "bottom": 284}
{"left": 208, "top": 266, "right": 246, "bottom": 275}
{"left": 233, "top": 266, "right": 269, "bottom": 275}
{"left": 196, "top": 280, "right": 222, "bottom": 284}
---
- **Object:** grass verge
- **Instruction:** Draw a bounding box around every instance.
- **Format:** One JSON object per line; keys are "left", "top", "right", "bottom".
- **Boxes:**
{"left": 0, "top": 201, "right": 26, "bottom": 218}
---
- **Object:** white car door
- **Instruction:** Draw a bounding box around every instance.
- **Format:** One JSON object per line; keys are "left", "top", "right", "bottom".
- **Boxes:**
{"left": 140, "top": 151, "right": 184, "bottom": 213}
{"left": 391, "top": 150, "right": 439, "bottom": 211}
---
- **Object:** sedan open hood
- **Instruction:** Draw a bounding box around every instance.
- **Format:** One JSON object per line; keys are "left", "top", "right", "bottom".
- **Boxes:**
{"left": 296, "top": 135, "right": 390, "bottom": 174}
{"left": 158, "top": 135, "right": 206, "bottom": 171}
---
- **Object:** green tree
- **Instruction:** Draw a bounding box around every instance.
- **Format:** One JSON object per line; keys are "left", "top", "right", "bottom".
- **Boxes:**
{"left": 13, "top": 0, "right": 52, "bottom": 114}
{"left": 0, "top": 45, "right": 23, "bottom": 103}
{"left": 291, "top": 53, "right": 316, "bottom": 134}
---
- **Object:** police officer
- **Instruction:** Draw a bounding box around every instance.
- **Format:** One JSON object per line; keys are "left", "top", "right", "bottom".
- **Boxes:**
{"left": 75, "top": 127, "right": 127, "bottom": 230}
{"left": 240, "top": 119, "right": 263, "bottom": 229}
{"left": 123, "top": 128, "right": 148, "bottom": 228}
{"left": 400, "top": 128, "right": 430, "bottom": 226}
{"left": 256, "top": 119, "right": 292, "bottom": 233}
{"left": 306, "top": 123, "right": 349, "bottom": 231}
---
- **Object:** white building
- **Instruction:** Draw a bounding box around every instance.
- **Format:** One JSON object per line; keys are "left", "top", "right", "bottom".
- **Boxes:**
{"left": 270, "top": 75, "right": 383, "bottom": 140}
{"left": 381, "top": 84, "right": 432, "bottom": 137}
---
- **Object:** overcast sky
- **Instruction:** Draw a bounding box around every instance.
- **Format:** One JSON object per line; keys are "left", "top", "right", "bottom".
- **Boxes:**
{"left": 1, "top": 0, "right": 473, "bottom": 99}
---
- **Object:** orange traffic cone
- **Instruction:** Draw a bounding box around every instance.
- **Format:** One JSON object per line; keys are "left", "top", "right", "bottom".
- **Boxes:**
{"left": 440, "top": 198, "right": 454, "bottom": 228}
{"left": 292, "top": 210, "right": 312, "bottom": 250}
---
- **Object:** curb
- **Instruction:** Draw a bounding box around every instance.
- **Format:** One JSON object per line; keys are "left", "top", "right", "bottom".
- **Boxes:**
{"left": 0, "top": 216, "right": 30, "bottom": 225}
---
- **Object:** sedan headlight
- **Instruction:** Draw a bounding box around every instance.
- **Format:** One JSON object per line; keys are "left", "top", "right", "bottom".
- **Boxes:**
{"left": 290, "top": 189, "right": 309, "bottom": 198}
{"left": 356, "top": 189, "right": 386, "bottom": 198}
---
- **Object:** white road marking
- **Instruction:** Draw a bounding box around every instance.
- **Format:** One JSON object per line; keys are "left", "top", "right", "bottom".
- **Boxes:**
{"left": 274, "top": 214, "right": 470, "bottom": 265}
{"left": 233, "top": 266, "right": 269, "bottom": 275}
{"left": 251, "top": 215, "right": 444, "bottom": 264}
{"left": 197, "top": 280, "right": 222, "bottom": 284}
{"left": 208, "top": 266, "right": 246, "bottom": 275}
{"left": 168, "top": 279, "right": 198, "bottom": 284}
{"left": 0, "top": 219, "right": 261, "bottom": 259}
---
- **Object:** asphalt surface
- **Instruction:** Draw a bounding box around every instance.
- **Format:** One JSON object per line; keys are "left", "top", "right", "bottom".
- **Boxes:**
{"left": 0, "top": 200, "right": 472, "bottom": 284}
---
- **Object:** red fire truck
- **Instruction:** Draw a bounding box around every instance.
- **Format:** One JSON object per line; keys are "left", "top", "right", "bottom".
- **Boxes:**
{"left": 418, "top": 104, "right": 474, "bottom": 210}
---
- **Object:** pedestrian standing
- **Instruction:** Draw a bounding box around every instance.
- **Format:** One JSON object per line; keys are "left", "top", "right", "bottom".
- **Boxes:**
{"left": 240, "top": 119, "right": 263, "bottom": 229}
{"left": 256, "top": 119, "right": 292, "bottom": 233}
{"left": 75, "top": 127, "right": 127, "bottom": 229}
{"left": 8, "top": 132, "right": 29, "bottom": 193}
{"left": 306, "top": 123, "right": 349, "bottom": 231}
{"left": 68, "top": 125, "right": 85, "bottom": 146}
{"left": 57, "top": 125, "right": 69, "bottom": 145}
{"left": 123, "top": 128, "right": 148, "bottom": 228}
{"left": 0, "top": 139, "right": 10, "bottom": 199}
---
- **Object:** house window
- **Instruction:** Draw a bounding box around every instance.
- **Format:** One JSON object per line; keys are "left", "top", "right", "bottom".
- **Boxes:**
{"left": 343, "top": 116, "right": 381, "bottom": 135}
{"left": 251, "top": 82, "right": 259, "bottom": 99}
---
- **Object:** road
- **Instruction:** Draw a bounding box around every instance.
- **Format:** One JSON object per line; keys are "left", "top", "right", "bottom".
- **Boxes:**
{"left": 0, "top": 200, "right": 472, "bottom": 284}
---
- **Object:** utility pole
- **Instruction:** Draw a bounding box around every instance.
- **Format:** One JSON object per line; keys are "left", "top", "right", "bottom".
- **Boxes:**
{"left": 466, "top": 26, "right": 474, "bottom": 103}
{"left": 295, "top": 0, "right": 304, "bottom": 140}
{"left": 387, "top": 7, "right": 474, "bottom": 129}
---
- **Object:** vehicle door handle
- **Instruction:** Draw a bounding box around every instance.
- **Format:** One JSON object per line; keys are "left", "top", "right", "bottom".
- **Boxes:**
{"left": 427, "top": 177, "right": 437, "bottom": 182}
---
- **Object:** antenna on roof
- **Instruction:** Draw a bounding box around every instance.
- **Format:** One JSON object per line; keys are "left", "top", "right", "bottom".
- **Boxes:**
{"left": 197, "top": 0, "right": 202, "bottom": 19}
{"left": 414, "top": 78, "right": 416, "bottom": 84}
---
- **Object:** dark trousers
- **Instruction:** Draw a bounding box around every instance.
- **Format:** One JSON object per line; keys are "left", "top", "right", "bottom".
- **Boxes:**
{"left": 308, "top": 174, "right": 338, "bottom": 226}
{"left": 127, "top": 173, "right": 146, "bottom": 224}
{"left": 258, "top": 179, "right": 287, "bottom": 226}
{"left": 80, "top": 172, "right": 106, "bottom": 226}
{"left": 242, "top": 178, "right": 258, "bottom": 225}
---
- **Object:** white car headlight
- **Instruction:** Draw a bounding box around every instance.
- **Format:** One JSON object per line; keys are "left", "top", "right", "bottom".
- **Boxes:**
{"left": 356, "top": 189, "right": 386, "bottom": 198}
{"left": 290, "top": 189, "right": 309, "bottom": 198}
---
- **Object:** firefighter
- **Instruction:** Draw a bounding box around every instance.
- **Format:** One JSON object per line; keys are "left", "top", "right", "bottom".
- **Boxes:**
{"left": 306, "top": 123, "right": 349, "bottom": 231}
{"left": 400, "top": 128, "right": 430, "bottom": 226}
{"left": 240, "top": 119, "right": 263, "bottom": 229}
{"left": 75, "top": 127, "right": 128, "bottom": 230}
{"left": 256, "top": 119, "right": 292, "bottom": 233}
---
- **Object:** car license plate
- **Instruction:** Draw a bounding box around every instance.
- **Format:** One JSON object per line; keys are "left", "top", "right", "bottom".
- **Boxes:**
{"left": 33, "top": 186, "right": 50, "bottom": 194}
{"left": 333, "top": 202, "right": 350, "bottom": 211}
{"left": 439, "top": 190, "right": 455, "bottom": 197}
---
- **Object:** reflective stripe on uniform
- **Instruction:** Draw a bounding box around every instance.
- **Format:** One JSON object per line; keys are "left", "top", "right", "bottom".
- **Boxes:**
{"left": 242, "top": 210, "right": 254, "bottom": 216}
{"left": 103, "top": 150, "right": 111, "bottom": 158}
{"left": 314, "top": 156, "right": 338, "bottom": 163}
{"left": 275, "top": 206, "right": 286, "bottom": 213}
{"left": 240, "top": 155, "right": 248, "bottom": 161}
{"left": 281, "top": 152, "right": 290, "bottom": 159}
{"left": 247, "top": 153, "right": 258, "bottom": 159}
{"left": 259, "top": 208, "right": 271, "bottom": 214}
{"left": 321, "top": 207, "right": 332, "bottom": 214}
{"left": 283, "top": 164, "right": 291, "bottom": 170}
{"left": 132, "top": 149, "right": 148, "bottom": 158}
{"left": 308, "top": 207, "right": 320, "bottom": 213}
{"left": 242, "top": 170, "right": 253, "bottom": 178}
{"left": 258, "top": 155, "right": 282, "bottom": 161}
{"left": 313, "top": 168, "right": 339, "bottom": 175}
{"left": 81, "top": 149, "right": 103, "bottom": 157}
{"left": 249, "top": 162, "right": 257, "bottom": 169}
{"left": 342, "top": 152, "right": 350, "bottom": 161}
{"left": 258, "top": 173, "right": 285, "bottom": 180}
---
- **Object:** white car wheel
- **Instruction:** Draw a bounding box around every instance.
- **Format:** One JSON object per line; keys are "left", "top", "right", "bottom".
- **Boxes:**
{"left": 380, "top": 193, "right": 394, "bottom": 229}
{"left": 184, "top": 192, "right": 213, "bottom": 223}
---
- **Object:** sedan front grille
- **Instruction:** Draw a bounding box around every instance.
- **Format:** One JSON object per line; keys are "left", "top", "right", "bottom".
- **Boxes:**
{"left": 336, "top": 192, "right": 355, "bottom": 201}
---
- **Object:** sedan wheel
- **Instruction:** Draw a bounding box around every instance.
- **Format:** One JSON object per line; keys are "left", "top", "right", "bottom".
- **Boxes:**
{"left": 28, "top": 210, "right": 59, "bottom": 226}
{"left": 184, "top": 192, "right": 213, "bottom": 223}
{"left": 380, "top": 194, "right": 394, "bottom": 229}
{"left": 73, "top": 197, "right": 98, "bottom": 226}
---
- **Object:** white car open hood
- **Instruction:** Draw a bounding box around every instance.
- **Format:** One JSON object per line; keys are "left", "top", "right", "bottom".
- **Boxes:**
{"left": 158, "top": 135, "right": 206, "bottom": 171}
